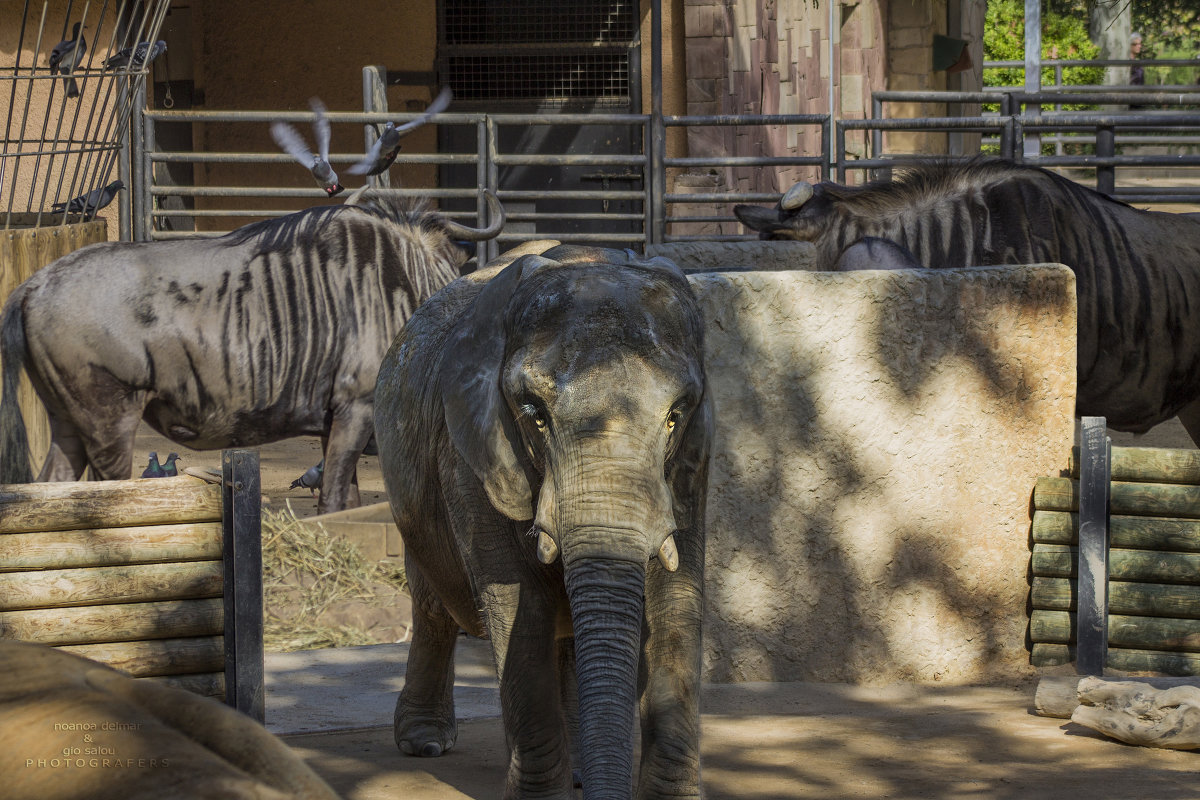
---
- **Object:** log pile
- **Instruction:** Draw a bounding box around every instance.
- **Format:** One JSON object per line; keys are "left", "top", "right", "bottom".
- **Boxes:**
{"left": 0, "top": 476, "right": 226, "bottom": 697}
{"left": 1030, "top": 446, "right": 1200, "bottom": 675}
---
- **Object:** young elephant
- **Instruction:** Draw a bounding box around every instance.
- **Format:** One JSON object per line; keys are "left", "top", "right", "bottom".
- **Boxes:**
{"left": 374, "top": 244, "right": 712, "bottom": 799}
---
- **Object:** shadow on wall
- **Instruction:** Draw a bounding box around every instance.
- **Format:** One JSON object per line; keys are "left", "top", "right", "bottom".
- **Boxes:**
{"left": 692, "top": 265, "right": 1077, "bottom": 685}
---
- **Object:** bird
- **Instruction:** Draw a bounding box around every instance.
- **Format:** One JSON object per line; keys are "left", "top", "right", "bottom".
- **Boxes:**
{"left": 289, "top": 460, "right": 324, "bottom": 496}
{"left": 48, "top": 22, "right": 87, "bottom": 98}
{"left": 141, "top": 452, "right": 165, "bottom": 478}
{"left": 51, "top": 180, "right": 124, "bottom": 218}
{"left": 270, "top": 97, "right": 344, "bottom": 197}
{"left": 162, "top": 452, "right": 181, "bottom": 477}
{"left": 347, "top": 86, "right": 453, "bottom": 177}
{"left": 102, "top": 40, "right": 166, "bottom": 71}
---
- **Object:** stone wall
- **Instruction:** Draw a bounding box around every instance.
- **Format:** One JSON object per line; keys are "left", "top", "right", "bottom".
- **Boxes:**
{"left": 692, "top": 264, "right": 1078, "bottom": 684}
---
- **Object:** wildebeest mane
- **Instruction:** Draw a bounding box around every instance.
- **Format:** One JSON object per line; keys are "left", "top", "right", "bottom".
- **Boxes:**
{"left": 820, "top": 156, "right": 1132, "bottom": 216}
{"left": 219, "top": 193, "right": 450, "bottom": 257}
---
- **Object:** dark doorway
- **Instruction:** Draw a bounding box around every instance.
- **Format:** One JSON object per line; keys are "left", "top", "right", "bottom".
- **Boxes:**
{"left": 437, "top": 0, "right": 643, "bottom": 252}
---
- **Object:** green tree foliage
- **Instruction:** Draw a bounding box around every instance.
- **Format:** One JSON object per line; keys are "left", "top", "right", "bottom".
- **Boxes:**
{"left": 985, "top": 0, "right": 1104, "bottom": 88}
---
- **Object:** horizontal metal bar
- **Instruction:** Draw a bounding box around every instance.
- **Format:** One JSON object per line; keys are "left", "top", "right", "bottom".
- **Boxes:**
{"left": 149, "top": 151, "right": 482, "bottom": 165}
{"left": 839, "top": 117, "right": 1009, "bottom": 131}
{"left": 150, "top": 207, "right": 488, "bottom": 219}
{"left": 664, "top": 156, "right": 825, "bottom": 168}
{"left": 664, "top": 192, "right": 782, "bottom": 203}
{"left": 872, "top": 91, "right": 996, "bottom": 103}
{"left": 498, "top": 231, "right": 645, "bottom": 244}
{"left": 664, "top": 114, "right": 829, "bottom": 126}
{"left": 151, "top": 186, "right": 487, "bottom": 198}
{"left": 496, "top": 190, "right": 644, "bottom": 201}
{"left": 984, "top": 58, "right": 1200, "bottom": 69}
{"left": 492, "top": 154, "right": 645, "bottom": 166}
{"left": 504, "top": 213, "right": 643, "bottom": 222}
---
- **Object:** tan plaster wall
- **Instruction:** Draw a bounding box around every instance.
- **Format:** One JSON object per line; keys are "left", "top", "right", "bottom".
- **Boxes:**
{"left": 692, "top": 265, "right": 1078, "bottom": 684}
{"left": 187, "top": 1, "right": 440, "bottom": 226}
{"left": 885, "top": 0, "right": 950, "bottom": 156}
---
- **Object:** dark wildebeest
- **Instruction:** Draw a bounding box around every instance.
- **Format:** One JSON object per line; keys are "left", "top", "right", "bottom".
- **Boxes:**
{"left": 733, "top": 157, "right": 1200, "bottom": 444}
{"left": 0, "top": 191, "right": 504, "bottom": 513}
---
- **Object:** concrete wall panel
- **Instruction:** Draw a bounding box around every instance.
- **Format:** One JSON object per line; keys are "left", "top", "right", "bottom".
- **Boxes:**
{"left": 691, "top": 265, "right": 1077, "bottom": 684}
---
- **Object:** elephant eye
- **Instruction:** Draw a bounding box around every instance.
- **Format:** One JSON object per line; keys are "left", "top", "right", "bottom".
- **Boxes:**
{"left": 520, "top": 403, "right": 547, "bottom": 432}
{"left": 534, "top": 415, "right": 546, "bottom": 430}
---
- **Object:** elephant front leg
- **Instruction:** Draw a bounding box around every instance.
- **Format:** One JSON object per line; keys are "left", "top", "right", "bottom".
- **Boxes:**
{"left": 395, "top": 558, "right": 461, "bottom": 757}
{"left": 637, "top": 531, "right": 705, "bottom": 800}
{"left": 484, "top": 581, "right": 574, "bottom": 799}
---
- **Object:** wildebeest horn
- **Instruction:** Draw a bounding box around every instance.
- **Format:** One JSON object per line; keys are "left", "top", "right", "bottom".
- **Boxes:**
{"left": 442, "top": 190, "right": 506, "bottom": 241}
{"left": 342, "top": 185, "right": 370, "bottom": 206}
{"left": 780, "top": 182, "right": 814, "bottom": 211}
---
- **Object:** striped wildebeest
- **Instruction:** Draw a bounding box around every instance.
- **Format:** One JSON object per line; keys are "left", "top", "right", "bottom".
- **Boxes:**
{"left": 733, "top": 157, "right": 1200, "bottom": 444}
{"left": 0, "top": 191, "right": 504, "bottom": 513}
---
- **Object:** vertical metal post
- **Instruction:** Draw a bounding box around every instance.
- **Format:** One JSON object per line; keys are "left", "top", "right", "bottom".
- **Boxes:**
{"left": 1096, "top": 126, "right": 1116, "bottom": 196}
{"left": 362, "top": 66, "right": 390, "bottom": 191}
{"left": 870, "top": 97, "right": 882, "bottom": 161}
{"left": 1076, "top": 417, "right": 1111, "bottom": 676}
{"left": 649, "top": 0, "right": 665, "bottom": 245}
{"left": 222, "top": 449, "right": 264, "bottom": 722}
{"left": 138, "top": 110, "right": 154, "bottom": 242}
{"left": 118, "top": 119, "right": 132, "bottom": 242}
{"left": 821, "top": 115, "right": 832, "bottom": 180}
{"left": 835, "top": 122, "right": 846, "bottom": 184}
{"left": 483, "top": 117, "right": 499, "bottom": 264}
{"left": 1023, "top": 0, "right": 1042, "bottom": 159}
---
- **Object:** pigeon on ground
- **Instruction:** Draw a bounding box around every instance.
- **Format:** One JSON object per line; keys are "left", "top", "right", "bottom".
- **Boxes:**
{"left": 141, "top": 452, "right": 165, "bottom": 478}
{"left": 49, "top": 22, "right": 87, "bottom": 98}
{"left": 270, "top": 97, "right": 344, "bottom": 197}
{"left": 346, "top": 86, "right": 453, "bottom": 176}
{"left": 51, "top": 180, "right": 124, "bottom": 217}
{"left": 162, "top": 452, "right": 181, "bottom": 477}
{"left": 102, "top": 40, "right": 166, "bottom": 71}
{"left": 289, "top": 460, "right": 324, "bottom": 496}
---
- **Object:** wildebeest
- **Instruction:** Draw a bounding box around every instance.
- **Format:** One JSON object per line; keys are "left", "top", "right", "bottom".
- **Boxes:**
{"left": 733, "top": 157, "right": 1200, "bottom": 444}
{"left": 0, "top": 191, "right": 504, "bottom": 513}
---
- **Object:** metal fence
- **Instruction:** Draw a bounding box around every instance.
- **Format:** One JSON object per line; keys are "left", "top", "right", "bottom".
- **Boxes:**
{"left": 130, "top": 64, "right": 1200, "bottom": 250}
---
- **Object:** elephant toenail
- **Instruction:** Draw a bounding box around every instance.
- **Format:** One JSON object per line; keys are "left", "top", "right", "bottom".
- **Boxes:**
{"left": 420, "top": 742, "right": 443, "bottom": 757}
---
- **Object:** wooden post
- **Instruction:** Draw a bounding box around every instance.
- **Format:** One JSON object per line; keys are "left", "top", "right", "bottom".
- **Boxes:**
{"left": 1077, "top": 417, "right": 1111, "bottom": 676}
{"left": 222, "top": 449, "right": 264, "bottom": 723}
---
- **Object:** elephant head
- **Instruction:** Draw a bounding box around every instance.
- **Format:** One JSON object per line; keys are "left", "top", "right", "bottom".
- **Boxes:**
{"left": 439, "top": 244, "right": 711, "bottom": 795}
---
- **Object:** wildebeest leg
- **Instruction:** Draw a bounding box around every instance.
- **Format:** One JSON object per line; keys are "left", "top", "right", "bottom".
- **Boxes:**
{"left": 1175, "top": 398, "right": 1200, "bottom": 448}
{"left": 318, "top": 401, "right": 373, "bottom": 514}
{"left": 36, "top": 414, "right": 89, "bottom": 482}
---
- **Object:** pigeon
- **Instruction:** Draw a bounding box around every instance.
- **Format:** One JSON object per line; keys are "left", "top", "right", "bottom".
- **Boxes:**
{"left": 270, "top": 97, "right": 344, "bottom": 197}
{"left": 102, "top": 39, "right": 166, "bottom": 71}
{"left": 347, "top": 86, "right": 453, "bottom": 176}
{"left": 49, "top": 22, "right": 87, "bottom": 98}
{"left": 141, "top": 452, "right": 165, "bottom": 478}
{"left": 51, "top": 180, "right": 124, "bottom": 217}
{"left": 289, "top": 460, "right": 324, "bottom": 496}
{"left": 162, "top": 452, "right": 181, "bottom": 477}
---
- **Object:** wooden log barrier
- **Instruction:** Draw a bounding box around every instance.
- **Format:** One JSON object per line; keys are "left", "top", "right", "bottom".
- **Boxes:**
{"left": 1071, "top": 445, "right": 1200, "bottom": 485}
{"left": 1032, "top": 643, "right": 1200, "bottom": 676}
{"left": 1032, "top": 577, "right": 1200, "bottom": 619}
{"left": 0, "top": 560, "right": 223, "bottom": 611}
{"left": 0, "top": 598, "right": 224, "bottom": 646}
{"left": 1031, "top": 609, "right": 1200, "bottom": 652}
{"left": 0, "top": 476, "right": 222, "bottom": 533}
{"left": 1034, "top": 674, "right": 1200, "bottom": 719}
{"left": 1031, "top": 544, "right": 1200, "bottom": 584}
{"left": 1034, "top": 476, "right": 1200, "bottom": 519}
{"left": 0, "top": 522, "right": 222, "bottom": 570}
{"left": 1032, "top": 511, "right": 1200, "bottom": 552}
{"left": 57, "top": 635, "right": 225, "bottom": 677}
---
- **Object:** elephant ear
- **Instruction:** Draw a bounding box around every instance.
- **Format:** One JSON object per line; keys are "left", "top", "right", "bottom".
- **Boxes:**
{"left": 440, "top": 254, "right": 554, "bottom": 521}
{"left": 668, "top": 390, "right": 713, "bottom": 531}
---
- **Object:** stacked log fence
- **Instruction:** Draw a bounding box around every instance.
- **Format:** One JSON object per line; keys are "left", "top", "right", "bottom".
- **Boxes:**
{"left": 1030, "top": 418, "right": 1200, "bottom": 676}
{"left": 0, "top": 450, "right": 264, "bottom": 720}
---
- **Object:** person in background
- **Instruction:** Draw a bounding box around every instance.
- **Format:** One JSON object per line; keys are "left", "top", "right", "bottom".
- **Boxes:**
{"left": 1130, "top": 32, "right": 1145, "bottom": 85}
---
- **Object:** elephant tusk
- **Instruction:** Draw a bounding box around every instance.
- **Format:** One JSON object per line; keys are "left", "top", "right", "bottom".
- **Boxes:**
{"left": 657, "top": 535, "right": 679, "bottom": 572}
{"left": 780, "top": 181, "right": 814, "bottom": 211}
{"left": 537, "top": 530, "right": 560, "bottom": 565}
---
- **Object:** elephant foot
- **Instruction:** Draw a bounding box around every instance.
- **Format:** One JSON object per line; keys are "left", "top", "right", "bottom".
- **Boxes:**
{"left": 394, "top": 703, "right": 457, "bottom": 757}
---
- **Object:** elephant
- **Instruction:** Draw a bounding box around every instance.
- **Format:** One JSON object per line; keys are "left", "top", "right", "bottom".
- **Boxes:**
{"left": 374, "top": 244, "right": 712, "bottom": 799}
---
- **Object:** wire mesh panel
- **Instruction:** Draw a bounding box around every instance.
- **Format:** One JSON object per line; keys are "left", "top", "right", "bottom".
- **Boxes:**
{"left": 439, "top": 0, "right": 637, "bottom": 105}
{"left": 1, "top": 0, "right": 170, "bottom": 229}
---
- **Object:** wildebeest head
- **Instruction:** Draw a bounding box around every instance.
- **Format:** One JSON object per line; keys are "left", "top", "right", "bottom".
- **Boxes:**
{"left": 733, "top": 180, "right": 836, "bottom": 241}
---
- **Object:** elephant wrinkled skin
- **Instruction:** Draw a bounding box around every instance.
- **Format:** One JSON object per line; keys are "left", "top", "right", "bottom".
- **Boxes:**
{"left": 374, "top": 245, "right": 712, "bottom": 799}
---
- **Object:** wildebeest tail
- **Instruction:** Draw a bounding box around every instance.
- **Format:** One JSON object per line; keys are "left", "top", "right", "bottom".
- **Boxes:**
{"left": 0, "top": 290, "right": 34, "bottom": 483}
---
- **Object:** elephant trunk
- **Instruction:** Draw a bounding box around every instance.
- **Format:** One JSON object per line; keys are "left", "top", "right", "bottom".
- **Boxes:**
{"left": 563, "top": 551, "right": 646, "bottom": 800}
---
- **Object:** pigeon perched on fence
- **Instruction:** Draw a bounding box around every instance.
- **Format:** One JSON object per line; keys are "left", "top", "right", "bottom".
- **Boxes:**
{"left": 162, "top": 452, "right": 181, "bottom": 477}
{"left": 49, "top": 22, "right": 87, "bottom": 98}
{"left": 270, "top": 97, "right": 344, "bottom": 197}
{"left": 102, "top": 40, "right": 166, "bottom": 71}
{"left": 289, "top": 460, "right": 324, "bottom": 496}
{"left": 51, "top": 180, "right": 124, "bottom": 218}
{"left": 347, "top": 86, "right": 453, "bottom": 177}
{"left": 141, "top": 452, "right": 165, "bottom": 478}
